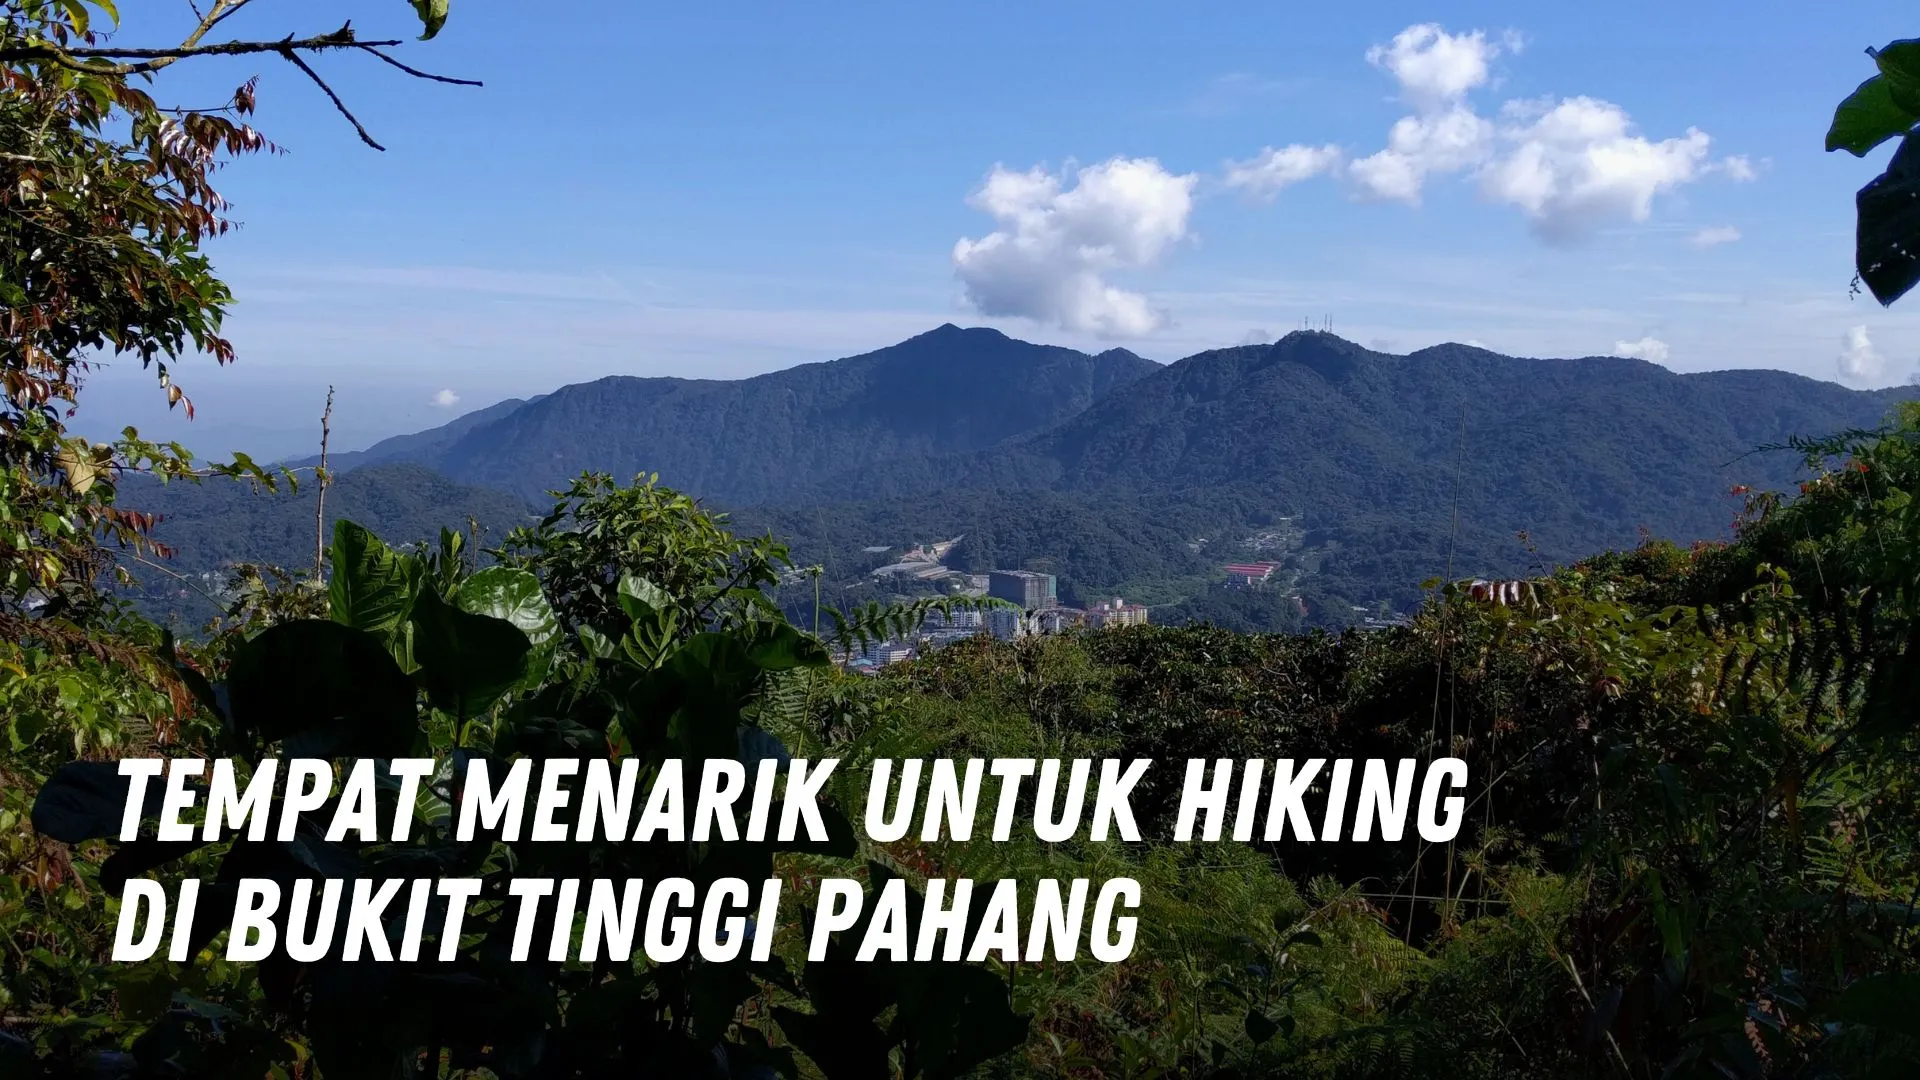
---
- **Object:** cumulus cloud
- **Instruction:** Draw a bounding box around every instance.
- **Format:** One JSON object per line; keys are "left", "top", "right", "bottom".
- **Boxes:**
{"left": 1350, "top": 106, "right": 1494, "bottom": 204}
{"left": 430, "top": 388, "right": 460, "bottom": 408}
{"left": 1614, "top": 336, "right": 1670, "bottom": 363}
{"left": 1224, "top": 144, "right": 1344, "bottom": 200}
{"left": 1838, "top": 325, "right": 1885, "bottom": 382}
{"left": 1688, "top": 225, "right": 1742, "bottom": 249}
{"left": 1479, "top": 97, "right": 1713, "bottom": 241}
{"left": 953, "top": 157, "right": 1197, "bottom": 337}
{"left": 1365, "top": 24, "right": 1508, "bottom": 109}
{"left": 1244, "top": 23, "right": 1747, "bottom": 239}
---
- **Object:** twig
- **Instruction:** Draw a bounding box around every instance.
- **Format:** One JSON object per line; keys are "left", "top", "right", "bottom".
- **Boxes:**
{"left": 314, "top": 386, "right": 333, "bottom": 579}
{"left": 354, "top": 44, "right": 483, "bottom": 87}
{"left": 124, "top": 552, "right": 227, "bottom": 615}
{"left": 181, "top": 0, "right": 260, "bottom": 49}
{"left": 278, "top": 46, "right": 384, "bottom": 150}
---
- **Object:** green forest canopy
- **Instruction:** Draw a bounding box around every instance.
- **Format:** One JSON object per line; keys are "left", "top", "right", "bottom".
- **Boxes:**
{"left": 1, "top": 7, "right": 1919, "bottom": 1079}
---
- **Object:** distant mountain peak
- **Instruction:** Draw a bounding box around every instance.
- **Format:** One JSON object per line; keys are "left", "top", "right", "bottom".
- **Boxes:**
{"left": 918, "top": 322, "right": 1006, "bottom": 342}
{"left": 1265, "top": 330, "right": 1370, "bottom": 381}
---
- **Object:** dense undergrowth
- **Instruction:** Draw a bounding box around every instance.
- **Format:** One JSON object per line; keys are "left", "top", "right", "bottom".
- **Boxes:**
{"left": 3, "top": 404, "right": 1917, "bottom": 1078}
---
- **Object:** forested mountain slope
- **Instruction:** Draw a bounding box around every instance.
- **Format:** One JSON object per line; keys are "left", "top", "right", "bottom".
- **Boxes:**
{"left": 373, "top": 324, "right": 1158, "bottom": 504}
{"left": 285, "top": 394, "right": 547, "bottom": 473}
{"left": 815, "top": 331, "right": 1914, "bottom": 567}
{"left": 124, "top": 329, "right": 1914, "bottom": 626}
{"left": 121, "top": 463, "right": 534, "bottom": 623}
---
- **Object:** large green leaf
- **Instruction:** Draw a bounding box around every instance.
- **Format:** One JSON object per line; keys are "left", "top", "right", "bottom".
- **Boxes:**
{"left": 617, "top": 573, "right": 671, "bottom": 621}
{"left": 1827, "top": 74, "right": 1918, "bottom": 156}
{"left": 408, "top": 0, "right": 449, "bottom": 40}
{"left": 740, "top": 620, "right": 831, "bottom": 671}
{"left": 328, "top": 520, "right": 417, "bottom": 638}
{"left": 31, "top": 761, "right": 167, "bottom": 843}
{"left": 226, "top": 620, "right": 420, "bottom": 758}
{"left": 457, "top": 565, "right": 558, "bottom": 684}
{"left": 1825, "top": 973, "right": 1920, "bottom": 1030}
{"left": 1856, "top": 131, "right": 1920, "bottom": 306}
{"left": 1875, "top": 39, "right": 1920, "bottom": 113}
{"left": 769, "top": 1006, "right": 893, "bottom": 1080}
{"left": 100, "top": 838, "right": 212, "bottom": 892}
{"left": 410, "top": 588, "right": 532, "bottom": 717}
{"left": 456, "top": 566, "right": 557, "bottom": 650}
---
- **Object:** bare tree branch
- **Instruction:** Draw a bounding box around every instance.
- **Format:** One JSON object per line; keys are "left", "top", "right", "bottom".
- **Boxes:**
{"left": 277, "top": 45, "right": 384, "bottom": 150}
{"left": 354, "top": 44, "right": 483, "bottom": 87}
{"left": 180, "top": 0, "right": 260, "bottom": 50}
{"left": 2, "top": 9, "right": 479, "bottom": 147}
{"left": 0, "top": 30, "right": 398, "bottom": 75}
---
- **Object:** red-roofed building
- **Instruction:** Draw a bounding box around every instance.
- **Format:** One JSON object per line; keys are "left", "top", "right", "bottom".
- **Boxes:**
{"left": 1223, "top": 562, "right": 1282, "bottom": 588}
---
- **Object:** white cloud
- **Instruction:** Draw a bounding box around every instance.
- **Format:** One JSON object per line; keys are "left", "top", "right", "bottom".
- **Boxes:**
{"left": 1365, "top": 24, "right": 1505, "bottom": 109}
{"left": 1688, "top": 225, "right": 1742, "bottom": 249}
{"left": 1838, "top": 325, "right": 1885, "bottom": 381}
{"left": 953, "top": 157, "right": 1197, "bottom": 337}
{"left": 1350, "top": 106, "right": 1494, "bottom": 204}
{"left": 1613, "top": 336, "right": 1670, "bottom": 363}
{"left": 1223, "top": 24, "right": 1751, "bottom": 239}
{"left": 1479, "top": 97, "right": 1713, "bottom": 242}
{"left": 429, "top": 388, "right": 460, "bottom": 408}
{"left": 1224, "top": 144, "right": 1344, "bottom": 200}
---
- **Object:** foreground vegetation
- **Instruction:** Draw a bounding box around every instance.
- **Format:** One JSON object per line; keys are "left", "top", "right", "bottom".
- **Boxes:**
{"left": 6, "top": 4, "right": 1920, "bottom": 1076}
{"left": 5, "top": 403, "right": 1920, "bottom": 1077}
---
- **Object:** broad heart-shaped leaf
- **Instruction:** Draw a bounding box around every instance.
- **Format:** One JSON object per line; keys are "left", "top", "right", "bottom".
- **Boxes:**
{"left": 617, "top": 573, "right": 671, "bottom": 621}
{"left": 409, "top": 587, "right": 532, "bottom": 718}
{"left": 31, "top": 761, "right": 167, "bottom": 842}
{"left": 1824, "top": 972, "right": 1920, "bottom": 1031}
{"left": 100, "top": 837, "right": 211, "bottom": 892}
{"left": 328, "top": 520, "right": 417, "bottom": 639}
{"left": 457, "top": 566, "right": 558, "bottom": 684}
{"left": 739, "top": 620, "right": 831, "bottom": 671}
{"left": 1827, "top": 74, "right": 1918, "bottom": 156}
{"left": 457, "top": 567, "right": 557, "bottom": 649}
{"left": 408, "top": 0, "right": 449, "bottom": 39}
{"left": 1876, "top": 39, "right": 1920, "bottom": 114}
{"left": 892, "top": 961, "right": 1032, "bottom": 1079}
{"left": 1856, "top": 130, "right": 1920, "bottom": 306}
{"left": 769, "top": 1006, "right": 892, "bottom": 1080}
{"left": 226, "top": 620, "right": 420, "bottom": 758}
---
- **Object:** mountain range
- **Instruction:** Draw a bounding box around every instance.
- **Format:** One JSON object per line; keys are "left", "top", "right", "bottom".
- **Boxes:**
{"left": 297, "top": 326, "right": 1159, "bottom": 505}
{"left": 810, "top": 331, "right": 1906, "bottom": 559}
{"left": 124, "top": 325, "right": 1916, "bottom": 628}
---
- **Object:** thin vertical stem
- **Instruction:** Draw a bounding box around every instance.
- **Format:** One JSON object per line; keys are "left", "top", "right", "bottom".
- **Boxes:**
{"left": 313, "top": 386, "right": 334, "bottom": 581}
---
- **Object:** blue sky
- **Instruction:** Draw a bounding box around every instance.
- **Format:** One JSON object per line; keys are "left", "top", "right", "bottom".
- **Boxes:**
{"left": 78, "top": 1, "right": 1920, "bottom": 458}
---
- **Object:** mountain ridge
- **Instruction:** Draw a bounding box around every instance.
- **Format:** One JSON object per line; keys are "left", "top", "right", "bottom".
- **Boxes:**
{"left": 121, "top": 326, "right": 1918, "bottom": 629}
{"left": 324, "top": 324, "right": 1160, "bottom": 504}
{"left": 815, "top": 330, "right": 1912, "bottom": 540}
